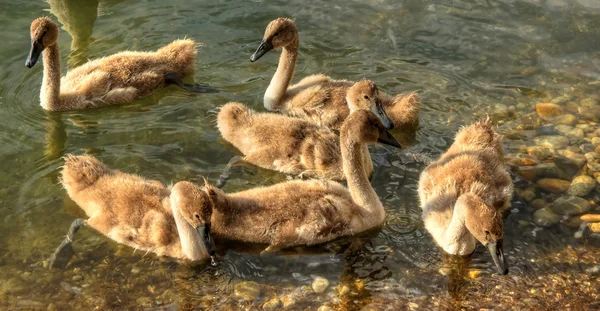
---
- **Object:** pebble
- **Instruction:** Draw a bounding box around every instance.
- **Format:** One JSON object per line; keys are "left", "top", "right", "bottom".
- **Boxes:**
{"left": 312, "top": 277, "right": 330, "bottom": 294}
{"left": 585, "top": 265, "right": 600, "bottom": 275}
{"left": 318, "top": 306, "right": 334, "bottom": 311}
{"left": 531, "top": 199, "right": 548, "bottom": 209}
{"left": 518, "top": 220, "right": 530, "bottom": 227}
{"left": 131, "top": 267, "right": 141, "bottom": 274}
{"left": 557, "top": 150, "right": 586, "bottom": 168}
{"left": 596, "top": 145, "right": 600, "bottom": 153}
{"left": 593, "top": 137, "right": 600, "bottom": 146}
{"left": 588, "top": 162, "right": 600, "bottom": 172}
{"left": 0, "top": 278, "right": 26, "bottom": 295}
{"left": 536, "top": 103, "right": 564, "bottom": 119}
{"left": 551, "top": 95, "right": 572, "bottom": 104}
{"left": 580, "top": 214, "right": 600, "bottom": 222}
{"left": 536, "top": 125, "right": 558, "bottom": 136}
{"left": 280, "top": 295, "right": 297, "bottom": 308}
{"left": 533, "top": 207, "right": 562, "bottom": 227}
{"left": 567, "top": 175, "right": 596, "bottom": 197}
{"left": 587, "top": 223, "right": 600, "bottom": 233}
{"left": 585, "top": 152, "right": 600, "bottom": 162}
{"left": 534, "top": 135, "right": 570, "bottom": 149}
{"left": 536, "top": 178, "right": 571, "bottom": 193}
{"left": 581, "top": 143, "right": 596, "bottom": 153}
{"left": 551, "top": 196, "right": 591, "bottom": 215}
{"left": 135, "top": 297, "right": 152, "bottom": 308}
{"left": 234, "top": 281, "right": 261, "bottom": 301}
{"left": 553, "top": 156, "right": 580, "bottom": 178}
{"left": 564, "top": 216, "right": 583, "bottom": 228}
{"left": 72, "top": 275, "right": 83, "bottom": 282}
{"left": 262, "top": 298, "right": 281, "bottom": 311}
{"left": 581, "top": 98, "right": 597, "bottom": 107}
{"left": 527, "top": 146, "right": 553, "bottom": 160}
{"left": 516, "top": 188, "right": 536, "bottom": 202}
{"left": 554, "top": 114, "right": 578, "bottom": 126}
{"left": 518, "top": 163, "right": 568, "bottom": 182}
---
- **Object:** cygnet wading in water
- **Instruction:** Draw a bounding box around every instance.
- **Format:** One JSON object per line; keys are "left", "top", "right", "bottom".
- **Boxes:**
{"left": 418, "top": 119, "right": 512, "bottom": 275}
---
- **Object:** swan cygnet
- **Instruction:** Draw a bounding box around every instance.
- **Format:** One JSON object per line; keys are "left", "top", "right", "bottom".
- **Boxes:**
{"left": 217, "top": 80, "right": 399, "bottom": 180}
{"left": 418, "top": 120, "right": 512, "bottom": 275}
{"left": 26, "top": 17, "right": 218, "bottom": 111}
{"left": 49, "top": 155, "right": 215, "bottom": 269}
{"left": 250, "top": 17, "right": 420, "bottom": 131}
{"left": 210, "top": 109, "right": 401, "bottom": 253}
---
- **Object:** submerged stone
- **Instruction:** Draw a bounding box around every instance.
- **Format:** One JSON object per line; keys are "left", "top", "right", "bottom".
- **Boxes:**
{"left": 536, "top": 178, "right": 571, "bottom": 193}
{"left": 262, "top": 298, "right": 281, "bottom": 311}
{"left": 567, "top": 175, "right": 596, "bottom": 197}
{"left": 588, "top": 162, "right": 600, "bottom": 172}
{"left": 536, "top": 103, "right": 564, "bottom": 120}
{"left": 533, "top": 207, "right": 562, "bottom": 227}
{"left": 587, "top": 223, "right": 600, "bottom": 233}
{"left": 534, "top": 135, "right": 570, "bottom": 149}
{"left": 234, "top": 281, "right": 261, "bottom": 301}
{"left": 527, "top": 146, "right": 553, "bottom": 160}
{"left": 551, "top": 196, "right": 591, "bottom": 215}
{"left": 312, "top": 277, "right": 330, "bottom": 293}
{"left": 553, "top": 114, "right": 578, "bottom": 126}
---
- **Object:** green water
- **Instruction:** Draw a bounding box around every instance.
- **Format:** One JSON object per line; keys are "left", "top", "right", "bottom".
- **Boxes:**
{"left": 1, "top": 0, "right": 600, "bottom": 309}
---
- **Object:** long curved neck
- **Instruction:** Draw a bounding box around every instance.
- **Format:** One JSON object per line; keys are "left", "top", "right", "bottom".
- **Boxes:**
{"left": 41, "top": 44, "right": 62, "bottom": 111}
{"left": 264, "top": 38, "right": 298, "bottom": 111}
{"left": 442, "top": 199, "right": 475, "bottom": 255}
{"left": 170, "top": 198, "right": 206, "bottom": 261}
{"left": 341, "top": 136, "right": 383, "bottom": 220}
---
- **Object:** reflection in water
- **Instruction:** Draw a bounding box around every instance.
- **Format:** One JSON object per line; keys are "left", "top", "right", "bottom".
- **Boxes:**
{"left": 42, "top": 111, "right": 66, "bottom": 162}
{"left": 441, "top": 252, "right": 471, "bottom": 301}
{"left": 46, "top": 0, "right": 99, "bottom": 67}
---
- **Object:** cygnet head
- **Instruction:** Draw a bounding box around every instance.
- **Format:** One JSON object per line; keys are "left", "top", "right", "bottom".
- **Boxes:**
{"left": 346, "top": 80, "right": 394, "bottom": 130}
{"left": 170, "top": 181, "right": 216, "bottom": 257}
{"left": 26, "top": 17, "right": 59, "bottom": 68}
{"left": 458, "top": 193, "right": 508, "bottom": 275}
{"left": 250, "top": 18, "right": 298, "bottom": 62}
{"left": 341, "top": 110, "right": 401, "bottom": 149}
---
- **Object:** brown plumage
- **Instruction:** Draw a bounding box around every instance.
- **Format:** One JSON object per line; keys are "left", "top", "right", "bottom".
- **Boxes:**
{"left": 418, "top": 120, "right": 513, "bottom": 274}
{"left": 209, "top": 109, "right": 401, "bottom": 253}
{"left": 250, "top": 17, "right": 420, "bottom": 130}
{"left": 58, "top": 155, "right": 214, "bottom": 262}
{"left": 217, "top": 80, "right": 391, "bottom": 180}
{"left": 26, "top": 17, "right": 206, "bottom": 111}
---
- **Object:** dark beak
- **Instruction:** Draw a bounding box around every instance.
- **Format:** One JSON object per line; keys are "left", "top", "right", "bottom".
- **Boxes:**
{"left": 371, "top": 98, "right": 394, "bottom": 130}
{"left": 377, "top": 128, "right": 402, "bottom": 149}
{"left": 486, "top": 239, "right": 508, "bottom": 275}
{"left": 26, "top": 41, "right": 43, "bottom": 68}
{"left": 250, "top": 39, "right": 274, "bottom": 62}
{"left": 195, "top": 223, "right": 216, "bottom": 259}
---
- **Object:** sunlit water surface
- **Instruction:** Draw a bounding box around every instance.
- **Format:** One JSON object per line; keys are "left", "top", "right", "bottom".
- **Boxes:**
{"left": 1, "top": 0, "right": 600, "bottom": 310}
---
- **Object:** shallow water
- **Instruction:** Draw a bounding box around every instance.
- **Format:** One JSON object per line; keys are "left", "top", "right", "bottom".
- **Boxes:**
{"left": 1, "top": 0, "right": 600, "bottom": 310}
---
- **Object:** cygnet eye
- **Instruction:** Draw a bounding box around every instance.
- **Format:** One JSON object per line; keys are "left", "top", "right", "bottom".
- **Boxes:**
{"left": 364, "top": 95, "right": 369, "bottom": 100}
{"left": 274, "top": 32, "right": 280, "bottom": 36}
{"left": 194, "top": 213, "right": 201, "bottom": 220}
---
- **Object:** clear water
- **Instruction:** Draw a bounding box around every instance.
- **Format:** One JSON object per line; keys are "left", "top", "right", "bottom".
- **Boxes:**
{"left": 1, "top": 0, "right": 600, "bottom": 309}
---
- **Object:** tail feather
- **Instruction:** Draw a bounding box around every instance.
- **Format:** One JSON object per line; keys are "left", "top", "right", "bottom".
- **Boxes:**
{"left": 61, "top": 154, "right": 110, "bottom": 193}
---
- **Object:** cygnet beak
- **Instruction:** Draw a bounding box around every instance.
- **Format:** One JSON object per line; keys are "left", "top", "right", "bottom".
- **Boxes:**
{"left": 377, "top": 128, "right": 401, "bottom": 149}
{"left": 486, "top": 239, "right": 508, "bottom": 275}
{"left": 196, "top": 223, "right": 216, "bottom": 259}
{"left": 371, "top": 98, "right": 394, "bottom": 130}
{"left": 250, "top": 39, "right": 274, "bottom": 62}
{"left": 26, "top": 41, "right": 43, "bottom": 68}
